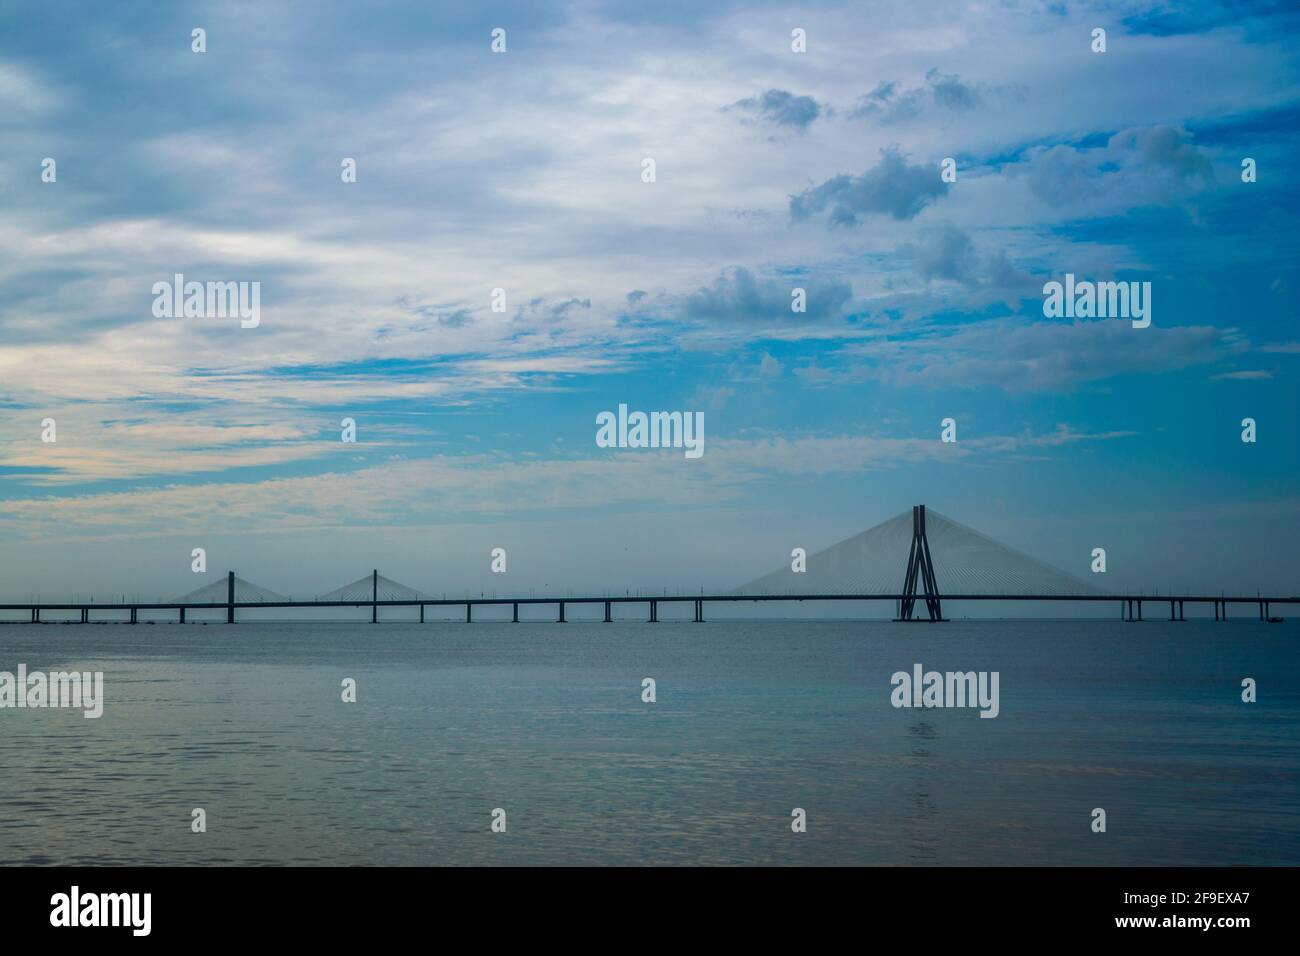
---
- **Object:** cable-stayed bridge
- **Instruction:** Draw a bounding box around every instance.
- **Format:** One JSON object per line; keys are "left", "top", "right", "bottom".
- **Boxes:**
{"left": 3, "top": 506, "right": 1293, "bottom": 624}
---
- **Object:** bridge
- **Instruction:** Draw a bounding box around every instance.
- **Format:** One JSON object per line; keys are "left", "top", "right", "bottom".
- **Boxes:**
{"left": 2, "top": 507, "right": 1293, "bottom": 624}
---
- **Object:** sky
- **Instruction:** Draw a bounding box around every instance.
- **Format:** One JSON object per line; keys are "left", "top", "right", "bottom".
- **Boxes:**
{"left": 1, "top": 0, "right": 1298, "bottom": 604}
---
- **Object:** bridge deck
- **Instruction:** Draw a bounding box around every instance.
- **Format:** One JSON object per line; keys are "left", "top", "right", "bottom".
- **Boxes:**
{"left": 1, "top": 593, "right": 1294, "bottom": 613}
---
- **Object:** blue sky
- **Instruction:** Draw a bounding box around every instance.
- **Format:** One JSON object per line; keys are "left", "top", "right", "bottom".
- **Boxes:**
{"left": 1, "top": 0, "right": 1297, "bottom": 601}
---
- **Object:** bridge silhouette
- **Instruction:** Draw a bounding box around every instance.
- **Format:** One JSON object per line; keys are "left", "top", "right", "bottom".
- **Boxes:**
{"left": 3, "top": 506, "right": 1293, "bottom": 624}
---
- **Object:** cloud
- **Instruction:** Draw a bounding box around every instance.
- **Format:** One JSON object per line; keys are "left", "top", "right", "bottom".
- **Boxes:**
{"left": 0, "top": 60, "right": 62, "bottom": 113}
{"left": 851, "top": 69, "right": 983, "bottom": 123}
{"left": 393, "top": 298, "right": 476, "bottom": 331}
{"left": 897, "top": 224, "right": 1035, "bottom": 288}
{"left": 758, "top": 351, "right": 783, "bottom": 379}
{"left": 0, "top": 412, "right": 338, "bottom": 484}
{"left": 1019, "top": 125, "right": 1214, "bottom": 208}
{"left": 1110, "top": 125, "right": 1215, "bottom": 179}
{"left": 510, "top": 296, "right": 594, "bottom": 324}
{"left": 860, "top": 318, "right": 1233, "bottom": 392}
{"left": 1210, "top": 369, "right": 1271, "bottom": 380}
{"left": 907, "top": 223, "right": 979, "bottom": 285}
{"left": 730, "top": 89, "right": 822, "bottom": 129}
{"left": 790, "top": 148, "right": 949, "bottom": 226}
{"left": 0, "top": 424, "right": 1137, "bottom": 540}
{"left": 682, "top": 267, "right": 853, "bottom": 323}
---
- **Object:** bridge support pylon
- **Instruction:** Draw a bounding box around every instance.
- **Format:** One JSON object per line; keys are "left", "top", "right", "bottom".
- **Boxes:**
{"left": 895, "top": 505, "right": 946, "bottom": 622}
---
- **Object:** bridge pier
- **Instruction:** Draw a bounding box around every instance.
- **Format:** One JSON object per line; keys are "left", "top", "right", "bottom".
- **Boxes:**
{"left": 558, "top": 601, "right": 566, "bottom": 623}
{"left": 179, "top": 607, "right": 186, "bottom": 624}
{"left": 130, "top": 607, "right": 137, "bottom": 624}
{"left": 1138, "top": 600, "right": 1143, "bottom": 622}
{"left": 649, "top": 600, "right": 658, "bottom": 623}
{"left": 603, "top": 600, "right": 611, "bottom": 623}
{"left": 694, "top": 599, "right": 703, "bottom": 623}
{"left": 32, "top": 607, "right": 39, "bottom": 623}
{"left": 419, "top": 604, "right": 424, "bottom": 624}
{"left": 81, "top": 608, "right": 88, "bottom": 624}
{"left": 466, "top": 603, "right": 472, "bottom": 624}
{"left": 512, "top": 602, "right": 518, "bottom": 623}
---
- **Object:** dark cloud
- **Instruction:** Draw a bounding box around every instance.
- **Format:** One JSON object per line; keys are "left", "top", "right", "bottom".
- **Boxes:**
{"left": 683, "top": 267, "right": 852, "bottom": 323}
{"left": 1110, "top": 126, "right": 1214, "bottom": 179}
{"left": 397, "top": 299, "right": 476, "bottom": 330}
{"left": 790, "top": 147, "right": 948, "bottom": 225}
{"left": 851, "top": 69, "right": 982, "bottom": 123}
{"left": 898, "top": 224, "right": 1034, "bottom": 289}
{"left": 863, "top": 81, "right": 896, "bottom": 103}
{"left": 548, "top": 297, "right": 592, "bottom": 317}
{"left": 509, "top": 296, "right": 592, "bottom": 324}
{"left": 437, "top": 308, "right": 474, "bottom": 328}
{"left": 911, "top": 224, "right": 979, "bottom": 284}
{"left": 731, "top": 89, "right": 822, "bottom": 129}
{"left": 928, "top": 70, "right": 980, "bottom": 112}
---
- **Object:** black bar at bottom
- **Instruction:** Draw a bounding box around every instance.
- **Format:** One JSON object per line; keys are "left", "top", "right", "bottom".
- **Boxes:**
{"left": 0, "top": 866, "right": 1279, "bottom": 942}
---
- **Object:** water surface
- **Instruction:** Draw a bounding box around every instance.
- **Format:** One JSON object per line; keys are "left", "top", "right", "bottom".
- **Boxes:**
{"left": 0, "top": 619, "right": 1296, "bottom": 865}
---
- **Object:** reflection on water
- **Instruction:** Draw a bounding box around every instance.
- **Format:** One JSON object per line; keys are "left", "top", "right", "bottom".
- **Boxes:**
{"left": 904, "top": 722, "right": 940, "bottom": 864}
{"left": 0, "top": 619, "right": 1296, "bottom": 866}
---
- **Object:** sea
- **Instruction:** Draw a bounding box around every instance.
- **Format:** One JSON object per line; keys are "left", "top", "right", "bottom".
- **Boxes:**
{"left": 1, "top": 618, "right": 1296, "bottom": 866}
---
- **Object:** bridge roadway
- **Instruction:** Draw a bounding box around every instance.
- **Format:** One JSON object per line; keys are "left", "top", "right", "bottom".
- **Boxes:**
{"left": 1, "top": 592, "right": 1295, "bottom": 623}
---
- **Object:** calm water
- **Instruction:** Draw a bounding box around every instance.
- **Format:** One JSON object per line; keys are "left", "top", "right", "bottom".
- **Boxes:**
{"left": 0, "top": 619, "right": 1296, "bottom": 866}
